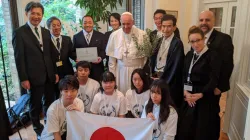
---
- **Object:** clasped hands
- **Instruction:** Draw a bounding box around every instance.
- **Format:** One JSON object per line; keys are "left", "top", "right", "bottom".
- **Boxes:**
{"left": 184, "top": 90, "right": 203, "bottom": 107}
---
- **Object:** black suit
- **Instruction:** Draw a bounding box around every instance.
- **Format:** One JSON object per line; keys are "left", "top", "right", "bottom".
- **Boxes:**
{"left": 73, "top": 30, "right": 105, "bottom": 81}
{"left": 12, "top": 23, "right": 56, "bottom": 133}
{"left": 151, "top": 36, "right": 185, "bottom": 108}
{"left": 104, "top": 31, "right": 113, "bottom": 69}
{"left": 51, "top": 35, "right": 75, "bottom": 98}
{"left": 207, "top": 29, "right": 234, "bottom": 92}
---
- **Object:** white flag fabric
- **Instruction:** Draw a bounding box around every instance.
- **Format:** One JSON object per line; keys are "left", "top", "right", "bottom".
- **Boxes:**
{"left": 66, "top": 111, "right": 154, "bottom": 140}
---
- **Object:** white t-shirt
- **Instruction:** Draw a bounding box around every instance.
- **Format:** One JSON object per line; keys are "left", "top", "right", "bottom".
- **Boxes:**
{"left": 90, "top": 90, "right": 127, "bottom": 117}
{"left": 77, "top": 78, "right": 100, "bottom": 113}
{"left": 41, "top": 98, "right": 84, "bottom": 140}
{"left": 125, "top": 89, "right": 150, "bottom": 118}
{"left": 141, "top": 103, "right": 178, "bottom": 140}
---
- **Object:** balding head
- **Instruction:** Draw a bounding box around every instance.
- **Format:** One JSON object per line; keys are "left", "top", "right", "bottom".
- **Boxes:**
{"left": 121, "top": 12, "right": 134, "bottom": 34}
{"left": 199, "top": 10, "right": 215, "bottom": 34}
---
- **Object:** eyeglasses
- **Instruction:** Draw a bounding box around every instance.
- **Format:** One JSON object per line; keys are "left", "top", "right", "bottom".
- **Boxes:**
{"left": 188, "top": 39, "right": 203, "bottom": 44}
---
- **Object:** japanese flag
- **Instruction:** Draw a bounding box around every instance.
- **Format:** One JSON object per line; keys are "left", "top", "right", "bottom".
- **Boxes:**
{"left": 66, "top": 112, "right": 154, "bottom": 140}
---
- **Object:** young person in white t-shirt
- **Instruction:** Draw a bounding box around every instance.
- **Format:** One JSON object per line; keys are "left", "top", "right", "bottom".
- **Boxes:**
{"left": 76, "top": 61, "right": 100, "bottom": 113}
{"left": 90, "top": 71, "right": 127, "bottom": 117}
{"left": 125, "top": 68, "right": 150, "bottom": 118}
{"left": 41, "top": 75, "right": 84, "bottom": 140}
{"left": 141, "top": 79, "right": 178, "bottom": 140}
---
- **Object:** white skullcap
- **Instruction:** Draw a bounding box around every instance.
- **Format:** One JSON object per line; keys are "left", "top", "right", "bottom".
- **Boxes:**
{"left": 121, "top": 12, "right": 134, "bottom": 20}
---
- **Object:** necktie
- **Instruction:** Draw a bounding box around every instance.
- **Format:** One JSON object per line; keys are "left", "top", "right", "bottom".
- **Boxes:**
{"left": 34, "top": 27, "right": 40, "bottom": 38}
{"left": 193, "top": 53, "right": 199, "bottom": 62}
{"left": 56, "top": 38, "right": 60, "bottom": 50}
{"left": 86, "top": 33, "right": 90, "bottom": 44}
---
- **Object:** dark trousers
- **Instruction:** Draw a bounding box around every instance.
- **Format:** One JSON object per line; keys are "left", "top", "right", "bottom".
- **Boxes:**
{"left": 29, "top": 77, "right": 55, "bottom": 134}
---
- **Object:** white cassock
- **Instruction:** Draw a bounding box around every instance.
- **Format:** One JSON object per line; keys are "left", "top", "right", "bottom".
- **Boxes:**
{"left": 106, "top": 26, "right": 147, "bottom": 94}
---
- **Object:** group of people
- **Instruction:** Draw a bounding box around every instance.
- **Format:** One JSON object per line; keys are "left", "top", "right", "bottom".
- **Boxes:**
{"left": 12, "top": 1, "right": 234, "bottom": 140}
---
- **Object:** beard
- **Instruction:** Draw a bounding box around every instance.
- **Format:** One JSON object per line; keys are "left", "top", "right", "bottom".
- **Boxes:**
{"left": 199, "top": 24, "right": 211, "bottom": 34}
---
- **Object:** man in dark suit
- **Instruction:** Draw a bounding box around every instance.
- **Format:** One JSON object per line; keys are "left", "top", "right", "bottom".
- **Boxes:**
{"left": 73, "top": 15, "right": 105, "bottom": 82}
{"left": 47, "top": 16, "right": 75, "bottom": 99}
{"left": 199, "top": 10, "right": 234, "bottom": 139}
{"left": 151, "top": 14, "right": 185, "bottom": 108}
{"left": 199, "top": 11, "right": 234, "bottom": 94}
{"left": 12, "top": 2, "right": 58, "bottom": 137}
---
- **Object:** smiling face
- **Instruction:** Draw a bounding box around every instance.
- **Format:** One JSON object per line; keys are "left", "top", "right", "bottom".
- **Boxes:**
{"left": 83, "top": 16, "right": 94, "bottom": 33}
{"left": 199, "top": 11, "right": 215, "bottom": 34}
{"left": 110, "top": 16, "right": 120, "bottom": 30}
{"left": 121, "top": 14, "right": 134, "bottom": 34}
{"left": 26, "top": 7, "right": 43, "bottom": 27}
{"left": 154, "top": 13, "right": 164, "bottom": 29}
{"left": 49, "top": 19, "right": 61, "bottom": 37}
{"left": 161, "top": 20, "right": 176, "bottom": 38}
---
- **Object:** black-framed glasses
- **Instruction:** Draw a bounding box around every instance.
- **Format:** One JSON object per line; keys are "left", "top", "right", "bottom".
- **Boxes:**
{"left": 188, "top": 38, "right": 203, "bottom": 44}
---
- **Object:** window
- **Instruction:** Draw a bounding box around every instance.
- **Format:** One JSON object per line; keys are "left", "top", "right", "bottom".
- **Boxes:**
{"left": 0, "top": 0, "right": 17, "bottom": 108}
{"left": 131, "top": 0, "right": 145, "bottom": 29}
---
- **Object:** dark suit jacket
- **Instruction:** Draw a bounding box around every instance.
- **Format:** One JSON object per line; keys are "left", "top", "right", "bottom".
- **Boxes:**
{"left": 207, "top": 29, "right": 234, "bottom": 92}
{"left": 73, "top": 30, "right": 105, "bottom": 81}
{"left": 151, "top": 36, "right": 184, "bottom": 107}
{"left": 51, "top": 35, "right": 75, "bottom": 79}
{"left": 12, "top": 23, "right": 57, "bottom": 86}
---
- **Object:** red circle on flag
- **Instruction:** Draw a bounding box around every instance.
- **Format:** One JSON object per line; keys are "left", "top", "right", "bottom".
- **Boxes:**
{"left": 90, "top": 127, "right": 125, "bottom": 140}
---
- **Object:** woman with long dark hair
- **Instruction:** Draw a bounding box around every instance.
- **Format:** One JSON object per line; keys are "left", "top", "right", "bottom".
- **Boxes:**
{"left": 141, "top": 79, "right": 178, "bottom": 140}
{"left": 90, "top": 71, "right": 127, "bottom": 117}
{"left": 125, "top": 68, "right": 150, "bottom": 118}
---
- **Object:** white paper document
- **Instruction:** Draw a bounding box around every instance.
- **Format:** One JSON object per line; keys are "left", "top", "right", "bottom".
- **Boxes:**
{"left": 76, "top": 47, "right": 98, "bottom": 62}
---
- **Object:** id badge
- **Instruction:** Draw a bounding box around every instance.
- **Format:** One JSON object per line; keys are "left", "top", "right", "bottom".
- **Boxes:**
{"left": 56, "top": 61, "right": 63, "bottom": 67}
{"left": 184, "top": 83, "right": 193, "bottom": 92}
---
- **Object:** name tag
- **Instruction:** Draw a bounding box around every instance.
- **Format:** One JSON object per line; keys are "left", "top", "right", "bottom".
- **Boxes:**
{"left": 56, "top": 61, "right": 63, "bottom": 67}
{"left": 184, "top": 83, "right": 193, "bottom": 92}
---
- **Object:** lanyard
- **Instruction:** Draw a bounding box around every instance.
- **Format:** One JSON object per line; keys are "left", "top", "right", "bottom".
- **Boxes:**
{"left": 34, "top": 27, "right": 43, "bottom": 46}
{"left": 52, "top": 36, "right": 62, "bottom": 60}
{"left": 187, "top": 46, "right": 208, "bottom": 82}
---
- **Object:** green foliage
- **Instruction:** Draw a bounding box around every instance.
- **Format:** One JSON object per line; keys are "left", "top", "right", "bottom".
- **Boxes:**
{"left": 75, "top": 0, "right": 123, "bottom": 30}
{"left": 41, "top": 0, "right": 77, "bottom": 22}
{"left": 132, "top": 28, "right": 161, "bottom": 58}
{"left": 0, "top": 3, "right": 15, "bottom": 101}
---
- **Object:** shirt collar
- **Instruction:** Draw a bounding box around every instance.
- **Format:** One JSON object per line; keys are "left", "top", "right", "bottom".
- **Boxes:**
{"left": 194, "top": 45, "right": 209, "bottom": 55}
{"left": 82, "top": 29, "right": 93, "bottom": 36}
{"left": 27, "top": 21, "right": 41, "bottom": 30}
{"left": 164, "top": 32, "right": 175, "bottom": 42}
{"left": 205, "top": 28, "right": 214, "bottom": 40}
{"left": 51, "top": 34, "right": 61, "bottom": 41}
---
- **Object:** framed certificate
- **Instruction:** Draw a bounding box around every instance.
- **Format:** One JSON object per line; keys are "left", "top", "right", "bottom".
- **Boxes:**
{"left": 76, "top": 47, "right": 98, "bottom": 62}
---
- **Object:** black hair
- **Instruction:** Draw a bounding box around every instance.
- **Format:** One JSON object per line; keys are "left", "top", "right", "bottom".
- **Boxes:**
{"left": 146, "top": 79, "right": 176, "bottom": 124}
{"left": 99, "top": 71, "right": 117, "bottom": 92}
{"left": 58, "top": 75, "right": 79, "bottom": 91}
{"left": 82, "top": 15, "right": 94, "bottom": 22}
{"left": 161, "top": 14, "right": 177, "bottom": 26}
{"left": 76, "top": 61, "right": 91, "bottom": 70}
{"left": 154, "top": 9, "right": 166, "bottom": 17}
{"left": 108, "top": 13, "right": 121, "bottom": 26}
{"left": 46, "top": 16, "right": 61, "bottom": 29}
{"left": 131, "top": 68, "right": 150, "bottom": 93}
{"left": 25, "top": 1, "right": 44, "bottom": 15}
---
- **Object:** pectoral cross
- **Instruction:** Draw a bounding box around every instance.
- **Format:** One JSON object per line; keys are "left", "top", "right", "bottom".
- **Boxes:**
{"left": 125, "top": 48, "right": 129, "bottom": 57}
